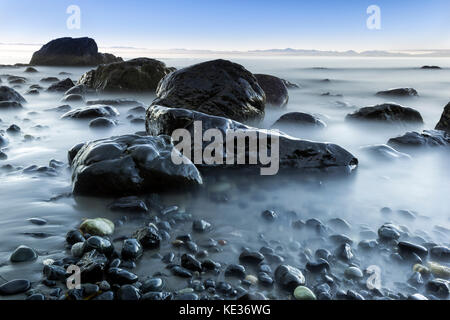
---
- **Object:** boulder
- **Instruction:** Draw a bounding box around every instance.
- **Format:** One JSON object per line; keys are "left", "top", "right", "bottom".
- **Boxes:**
{"left": 30, "top": 37, "right": 122, "bottom": 66}
{"left": 421, "top": 66, "right": 441, "bottom": 70}
{"left": 359, "top": 144, "right": 411, "bottom": 161}
{"left": 151, "top": 59, "right": 265, "bottom": 122}
{"left": 89, "top": 117, "right": 117, "bottom": 128}
{"left": 376, "top": 88, "right": 418, "bottom": 97}
{"left": 0, "top": 101, "right": 23, "bottom": 110}
{"left": 387, "top": 130, "right": 450, "bottom": 151}
{"left": 69, "top": 134, "right": 202, "bottom": 196}
{"left": 435, "top": 102, "right": 450, "bottom": 134}
{"left": 61, "top": 105, "right": 119, "bottom": 119}
{"left": 272, "top": 112, "right": 326, "bottom": 129}
{"left": 78, "top": 58, "right": 174, "bottom": 92}
{"left": 47, "top": 78, "right": 75, "bottom": 92}
{"left": 346, "top": 103, "right": 423, "bottom": 125}
{"left": 254, "top": 74, "right": 288, "bottom": 107}
{"left": 0, "top": 86, "right": 26, "bottom": 104}
{"left": 146, "top": 105, "right": 358, "bottom": 173}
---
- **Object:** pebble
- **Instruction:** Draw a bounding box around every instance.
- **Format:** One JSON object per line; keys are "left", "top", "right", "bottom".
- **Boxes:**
{"left": 83, "top": 236, "right": 114, "bottom": 255}
{"left": 398, "top": 241, "right": 428, "bottom": 258}
{"left": 426, "top": 279, "right": 449, "bottom": 297}
{"left": 171, "top": 265, "right": 193, "bottom": 278}
{"left": 121, "top": 239, "right": 143, "bottom": 261}
{"left": 27, "top": 217, "right": 47, "bottom": 225}
{"left": 93, "top": 291, "right": 114, "bottom": 300}
{"left": 192, "top": 219, "right": 211, "bottom": 232}
{"left": 117, "top": 284, "right": 141, "bottom": 300}
{"left": 10, "top": 245, "right": 38, "bottom": 262}
{"left": 80, "top": 218, "right": 114, "bottom": 236}
{"left": 258, "top": 272, "right": 274, "bottom": 286}
{"left": 378, "top": 223, "right": 401, "bottom": 240}
{"left": 107, "top": 267, "right": 138, "bottom": 285}
{"left": 344, "top": 266, "right": 364, "bottom": 279}
{"left": 274, "top": 265, "right": 305, "bottom": 290}
{"left": 261, "top": 210, "right": 278, "bottom": 222}
{"left": 293, "top": 286, "right": 316, "bottom": 300}
{"left": 141, "top": 278, "right": 164, "bottom": 293}
{"left": 430, "top": 246, "right": 450, "bottom": 261}
{"left": 0, "top": 279, "right": 31, "bottom": 295}
{"left": 134, "top": 226, "right": 161, "bottom": 249}
{"left": 71, "top": 242, "right": 85, "bottom": 258}
{"left": 427, "top": 262, "right": 450, "bottom": 279}
{"left": 239, "top": 249, "right": 265, "bottom": 264}
{"left": 66, "top": 230, "right": 85, "bottom": 245}
{"left": 181, "top": 253, "right": 203, "bottom": 272}
{"left": 337, "top": 243, "right": 353, "bottom": 261}
{"left": 306, "top": 259, "right": 330, "bottom": 273}
{"left": 244, "top": 275, "right": 258, "bottom": 285}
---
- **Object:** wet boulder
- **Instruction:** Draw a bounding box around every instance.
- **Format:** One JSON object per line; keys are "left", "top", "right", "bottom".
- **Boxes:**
{"left": 146, "top": 106, "right": 358, "bottom": 173}
{"left": 435, "top": 102, "right": 450, "bottom": 134}
{"left": 376, "top": 88, "right": 418, "bottom": 97}
{"left": 30, "top": 37, "right": 122, "bottom": 66}
{"left": 254, "top": 74, "right": 289, "bottom": 107}
{"left": 346, "top": 103, "right": 423, "bottom": 125}
{"left": 151, "top": 59, "right": 265, "bottom": 122}
{"left": 0, "top": 86, "right": 26, "bottom": 105}
{"left": 61, "top": 105, "right": 119, "bottom": 119}
{"left": 0, "top": 101, "right": 23, "bottom": 109}
{"left": 89, "top": 117, "right": 117, "bottom": 129}
{"left": 86, "top": 99, "right": 144, "bottom": 107}
{"left": 272, "top": 112, "right": 326, "bottom": 129}
{"left": 359, "top": 144, "right": 411, "bottom": 161}
{"left": 78, "top": 58, "right": 174, "bottom": 92}
{"left": 61, "top": 94, "right": 84, "bottom": 103}
{"left": 69, "top": 134, "right": 202, "bottom": 196}
{"left": 387, "top": 130, "right": 450, "bottom": 151}
{"left": 47, "top": 78, "right": 75, "bottom": 92}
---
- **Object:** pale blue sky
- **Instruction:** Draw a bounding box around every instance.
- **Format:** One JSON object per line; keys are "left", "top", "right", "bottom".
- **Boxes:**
{"left": 0, "top": 0, "right": 449, "bottom": 51}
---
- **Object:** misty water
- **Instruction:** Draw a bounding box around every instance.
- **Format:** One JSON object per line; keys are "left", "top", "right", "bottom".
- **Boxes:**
{"left": 0, "top": 56, "right": 449, "bottom": 300}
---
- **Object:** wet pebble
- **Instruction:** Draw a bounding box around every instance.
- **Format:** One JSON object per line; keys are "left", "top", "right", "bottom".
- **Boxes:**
{"left": 192, "top": 219, "right": 211, "bottom": 232}
{"left": 225, "top": 264, "right": 246, "bottom": 279}
{"left": 0, "top": 279, "right": 31, "bottom": 295}
{"left": 117, "top": 284, "right": 141, "bottom": 300}
{"left": 10, "top": 245, "right": 38, "bottom": 262}
{"left": 107, "top": 267, "right": 138, "bottom": 285}
{"left": 239, "top": 249, "right": 265, "bottom": 264}
{"left": 274, "top": 265, "right": 305, "bottom": 290}
{"left": 121, "top": 239, "right": 143, "bottom": 261}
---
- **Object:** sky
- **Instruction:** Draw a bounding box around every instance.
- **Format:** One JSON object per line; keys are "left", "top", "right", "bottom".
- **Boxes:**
{"left": 0, "top": 0, "right": 449, "bottom": 51}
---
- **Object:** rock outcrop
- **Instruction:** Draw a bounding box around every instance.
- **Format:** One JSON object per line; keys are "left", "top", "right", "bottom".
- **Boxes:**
{"left": 346, "top": 103, "right": 423, "bottom": 125}
{"left": 254, "top": 74, "right": 289, "bottom": 107}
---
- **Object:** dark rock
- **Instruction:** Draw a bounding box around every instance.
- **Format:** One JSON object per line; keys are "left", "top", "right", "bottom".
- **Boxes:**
{"left": 65, "top": 84, "right": 88, "bottom": 96}
{"left": 0, "top": 279, "right": 31, "bottom": 295}
{"left": 435, "top": 102, "right": 450, "bottom": 133}
{"left": 46, "top": 105, "right": 72, "bottom": 113}
{"left": 141, "top": 278, "right": 164, "bottom": 293}
{"left": 239, "top": 249, "right": 265, "bottom": 264}
{"left": 254, "top": 74, "right": 288, "bottom": 107}
{"left": 66, "top": 229, "right": 85, "bottom": 245}
{"left": 426, "top": 279, "right": 449, "bottom": 297}
{"left": 30, "top": 37, "right": 122, "bottom": 66}
{"left": 151, "top": 59, "right": 265, "bottom": 122}
{"left": 388, "top": 130, "right": 450, "bottom": 150}
{"left": 10, "top": 245, "right": 38, "bottom": 262}
{"left": 146, "top": 106, "right": 358, "bottom": 172}
{"left": 421, "top": 66, "right": 441, "bottom": 69}
{"left": 62, "top": 105, "right": 118, "bottom": 119}
{"left": 346, "top": 103, "right": 423, "bottom": 124}
{"left": 258, "top": 272, "right": 274, "bottom": 286}
{"left": 24, "top": 67, "right": 38, "bottom": 73}
{"left": 430, "top": 246, "right": 450, "bottom": 261}
{"left": 360, "top": 144, "right": 411, "bottom": 161}
{"left": 192, "top": 219, "right": 211, "bottom": 232}
{"left": 274, "top": 265, "right": 305, "bottom": 290}
{"left": 376, "top": 88, "right": 418, "bottom": 97}
{"left": 337, "top": 243, "right": 354, "bottom": 261}
{"left": 47, "top": 78, "right": 75, "bottom": 92}
{"left": 201, "top": 259, "right": 221, "bottom": 270}
{"left": 108, "top": 196, "right": 148, "bottom": 213}
{"left": 61, "top": 94, "right": 84, "bottom": 103}
{"left": 25, "top": 89, "right": 39, "bottom": 95}
{"left": 43, "top": 264, "right": 67, "bottom": 281}
{"left": 261, "top": 210, "right": 278, "bottom": 222}
{"left": 87, "top": 99, "right": 144, "bottom": 107}
{"left": 69, "top": 134, "right": 202, "bottom": 196}
{"left": 133, "top": 226, "right": 161, "bottom": 249}
{"left": 27, "top": 293, "right": 45, "bottom": 300}
{"left": 76, "top": 250, "right": 108, "bottom": 283}
{"left": 107, "top": 267, "right": 138, "bottom": 285}
{"left": 89, "top": 117, "right": 116, "bottom": 128}
{"left": 121, "top": 239, "right": 143, "bottom": 261}
{"left": 378, "top": 223, "right": 402, "bottom": 240}
{"left": 6, "top": 124, "right": 21, "bottom": 134}
{"left": 181, "top": 254, "right": 202, "bottom": 272}
{"left": 272, "top": 112, "right": 326, "bottom": 128}
{"left": 141, "top": 291, "right": 172, "bottom": 300}
{"left": 78, "top": 58, "right": 173, "bottom": 92}
{"left": 0, "top": 101, "right": 23, "bottom": 109}
{"left": 117, "top": 284, "right": 141, "bottom": 300}
{"left": 0, "top": 86, "right": 26, "bottom": 104}
{"left": 40, "top": 77, "right": 59, "bottom": 83}
{"left": 83, "top": 236, "right": 114, "bottom": 255}
{"left": 93, "top": 291, "right": 114, "bottom": 300}
{"left": 225, "top": 264, "right": 246, "bottom": 279}
{"left": 306, "top": 259, "right": 330, "bottom": 273}
{"left": 170, "top": 265, "right": 193, "bottom": 278}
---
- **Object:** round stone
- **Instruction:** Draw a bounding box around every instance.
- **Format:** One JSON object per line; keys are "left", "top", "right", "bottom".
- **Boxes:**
{"left": 80, "top": 218, "right": 114, "bottom": 236}
{"left": 344, "top": 266, "right": 364, "bottom": 279}
{"left": 293, "top": 286, "right": 317, "bottom": 300}
{"left": 10, "top": 245, "right": 38, "bottom": 263}
{"left": 0, "top": 279, "right": 31, "bottom": 295}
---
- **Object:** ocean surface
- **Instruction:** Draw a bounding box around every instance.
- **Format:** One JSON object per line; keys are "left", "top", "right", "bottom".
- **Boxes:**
{"left": 0, "top": 51, "right": 449, "bottom": 299}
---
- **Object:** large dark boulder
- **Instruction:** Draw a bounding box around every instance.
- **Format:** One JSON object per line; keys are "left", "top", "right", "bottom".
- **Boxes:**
{"left": 78, "top": 58, "right": 174, "bottom": 92}
{"left": 376, "top": 88, "right": 418, "bottom": 97}
{"left": 151, "top": 59, "right": 265, "bottom": 123}
{"left": 254, "top": 74, "right": 288, "bottom": 107}
{"left": 146, "top": 105, "right": 358, "bottom": 173}
{"left": 0, "top": 86, "right": 26, "bottom": 104}
{"left": 69, "top": 134, "right": 202, "bottom": 196}
{"left": 346, "top": 103, "right": 423, "bottom": 125}
{"left": 47, "top": 78, "right": 75, "bottom": 92}
{"left": 30, "top": 37, "right": 122, "bottom": 66}
{"left": 387, "top": 130, "right": 450, "bottom": 151}
{"left": 435, "top": 102, "right": 450, "bottom": 134}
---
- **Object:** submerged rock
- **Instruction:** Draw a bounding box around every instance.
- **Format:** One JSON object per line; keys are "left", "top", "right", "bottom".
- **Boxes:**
{"left": 272, "top": 112, "right": 326, "bottom": 129}
{"left": 254, "top": 74, "right": 289, "bottom": 107}
{"left": 387, "top": 130, "right": 450, "bottom": 151}
{"left": 359, "top": 144, "right": 411, "bottom": 161}
{"left": 0, "top": 101, "right": 23, "bottom": 109}
{"left": 376, "top": 88, "right": 418, "bottom": 97}
{"left": 78, "top": 58, "right": 174, "bottom": 92}
{"left": 346, "top": 103, "right": 423, "bottom": 125}
{"left": 30, "top": 37, "right": 122, "bottom": 66}
{"left": 61, "top": 94, "right": 84, "bottom": 103}
{"left": 435, "top": 102, "right": 450, "bottom": 134}
{"left": 24, "top": 67, "right": 38, "bottom": 73}
{"left": 47, "top": 78, "right": 75, "bottom": 92}
{"left": 151, "top": 59, "right": 265, "bottom": 122}
{"left": 61, "top": 105, "right": 119, "bottom": 119}
{"left": 0, "top": 86, "right": 26, "bottom": 104}
{"left": 146, "top": 106, "right": 358, "bottom": 173}
{"left": 69, "top": 134, "right": 202, "bottom": 196}
{"left": 0, "top": 279, "right": 31, "bottom": 295}
{"left": 86, "top": 99, "right": 144, "bottom": 107}
{"left": 89, "top": 117, "right": 117, "bottom": 128}
{"left": 10, "top": 245, "right": 38, "bottom": 262}
{"left": 421, "top": 65, "right": 441, "bottom": 70}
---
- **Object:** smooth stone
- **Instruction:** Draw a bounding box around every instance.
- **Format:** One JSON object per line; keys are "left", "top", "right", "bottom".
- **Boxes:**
{"left": 272, "top": 112, "right": 326, "bottom": 128}
{"left": 274, "top": 265, "right": 305, "bottom": 290}
{"left": 70, "top": 242, "right": 85, "bottom": 258}
{"left": 293, "top": 286, "right": 316, "bottom": 300}
{"left": 346, "top": 103, "right": 423, "bottom": 124}
{"left": 254, "top": 73, "right": 289, "bottom": 107}
{"left": 344, "top": 266, "right": 364, "bottom": 279}
{"left": 239, "top": 249, "right": 265, "bottom": 264}
{"left": 181, "top": 254, "right": 202, "bottom": 272}
{"left": 117, "top": 284, "right": 141, "bottom": 300}
{"left": 47, "top": 78, "right": 75, "bottom": 92}
{"left": 89, "top": 117, "right": 116, "bottom": 128}
{"left": 398, "top": 241, "right": 428, "bottom": 258}
{"left": 82, "top": 236, "right": 114, "bottom": 255}
{"left": 79, "top": 218, "right": 114, "bottom": 236}
{"left": 224, "top": 264, "right": 246, "bottom": 279}
{"left": 121, "top": 238, "right": 143, "bottom": 261}
{"left": 378, "top": 223, "right": 402, "bottom": 240}
{"left": 134, "top": 226, "right": 161, "bottom": 249}
{"left": 66, "top": 229, "right": 85, "bottom": 245}
{"left": 192, "top": 219, "right": 211, "bottom": 232}
{"left": 0, "top": 279, "right": 31, "bottom": 295}
{"left": 107, "top": 267, "right": 138, "bottom": 285}
{"left": 376, "top": 88, "right": 418, "bottom": 97}
{"left": 10, "top": 245, "right": 38, "bottom": 263}
{"left": 28, "top": 217, "right": 47, "bottom": 225}
{"left": 141, "top": 278, "right": 164, "bottom": 293}
{"left": 61, "top": 105, "right": 119, "bottom": 119}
